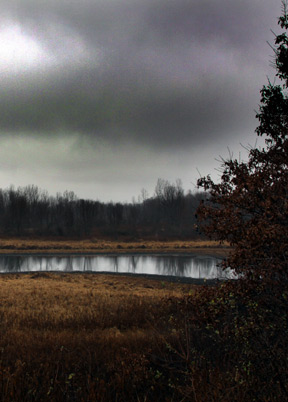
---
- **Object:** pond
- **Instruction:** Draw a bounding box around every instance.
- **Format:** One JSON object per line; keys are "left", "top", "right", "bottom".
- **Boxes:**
{"left": 0, "top": 254, "right": 234, "bottom": 279}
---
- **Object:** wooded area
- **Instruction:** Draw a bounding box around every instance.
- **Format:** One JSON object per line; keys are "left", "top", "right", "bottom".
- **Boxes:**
{"left": 0, "top": 180, "right": 204, "bottom": 239}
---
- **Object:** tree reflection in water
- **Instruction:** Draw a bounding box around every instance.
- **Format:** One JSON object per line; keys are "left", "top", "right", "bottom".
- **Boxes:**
{"left": 2, "top": 256, "right": 23, "bottom": 272}
{"left": 128, "top": 256, "right": 140, "bottom": 273}
{"left": 0, "top": 254, "right": 230, "bottom": 279}
{"left": 154, "top": 255, "right": 225, "bottom": 278}
{"left": 155, "top": 256, "right": 192, "bottom": 277}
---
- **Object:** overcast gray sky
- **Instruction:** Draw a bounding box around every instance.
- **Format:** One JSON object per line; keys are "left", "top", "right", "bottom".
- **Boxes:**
{"left": 0, "top": 0, "right": 282, "bottom": 202}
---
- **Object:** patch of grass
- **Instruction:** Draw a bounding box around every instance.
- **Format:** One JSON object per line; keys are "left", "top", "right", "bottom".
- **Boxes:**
{"left": 0, "top": 273, "right": 194, "bottom": 401}
{"left": 0, "top": 238, "right": 230, "bottom": 256}
{"left": 0, "top": 273, "right": 282, "bottom": 401}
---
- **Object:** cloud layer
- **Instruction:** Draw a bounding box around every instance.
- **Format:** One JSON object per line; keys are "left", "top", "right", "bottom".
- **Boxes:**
{"left": 0, "top": 0, "right": 282, "bottom": 200}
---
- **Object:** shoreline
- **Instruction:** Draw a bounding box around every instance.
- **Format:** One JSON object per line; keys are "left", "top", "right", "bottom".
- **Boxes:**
{"left": 0, "top": 239, "right": 231, "bottom": 258}
{"left": 0, "top": 249, "right": 227, "bottom": 258}
{"left": 0, "top": 239, "right": 230, "bottom": 285}
{"left": 0, "top": 270, "right": 224, "bottom": 285}
{"left": 0, "top": 245, "right": 230, "bottom": 285}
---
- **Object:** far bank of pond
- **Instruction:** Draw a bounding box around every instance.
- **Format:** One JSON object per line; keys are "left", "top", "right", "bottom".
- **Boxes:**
{"left": 0, "top": 238, "right": 231, "bottom": 257}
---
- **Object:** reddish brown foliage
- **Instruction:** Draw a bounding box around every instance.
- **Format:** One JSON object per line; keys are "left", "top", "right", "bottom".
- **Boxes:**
{"left": 197, "top": 3, "right": 288, "bottom": 282}
{"left": 184, "top": 4, "right": 288, "bottom": 400}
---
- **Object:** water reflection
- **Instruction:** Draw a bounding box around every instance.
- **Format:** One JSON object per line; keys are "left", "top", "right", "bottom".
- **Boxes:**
{"left": 0, "top": 254, "right": 234, "bottom": 279}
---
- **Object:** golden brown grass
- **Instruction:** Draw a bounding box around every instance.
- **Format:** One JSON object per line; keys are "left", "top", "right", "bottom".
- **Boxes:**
{"left": 0, "top": 238, "right": 230, "bottom": 256}
{"left": 0, "top": 272, "right": 282, "bottom": 401}
{"left": 0, "top": 239, "right": 231, "bottom": 400}
{"left": 0, "top": 273, "right": 195, "bottom": 401}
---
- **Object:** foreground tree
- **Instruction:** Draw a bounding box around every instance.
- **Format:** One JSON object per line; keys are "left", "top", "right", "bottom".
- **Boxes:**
{"left": 197, "top": 1, "right": 288, "bottom": 282}
{"left": 164, "top": 8, "right": 288, "bottom": 399}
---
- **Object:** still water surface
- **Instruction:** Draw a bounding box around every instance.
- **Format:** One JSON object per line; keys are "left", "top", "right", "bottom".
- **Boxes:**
{"left": 0, "top": 254, "right": 234, "bottom": 279}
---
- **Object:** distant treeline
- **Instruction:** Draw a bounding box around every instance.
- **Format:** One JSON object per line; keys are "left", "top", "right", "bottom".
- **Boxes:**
{"left": 0, "top": 179, "right": 206, "bottom": 239}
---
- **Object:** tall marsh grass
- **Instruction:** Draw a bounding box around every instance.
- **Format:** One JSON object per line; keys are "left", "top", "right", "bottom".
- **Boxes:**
{"left": 0, "top": 273, "right": 285, "bottom": 401}
{"left": 0, "top": 273, "right": 192, "bottom": 401}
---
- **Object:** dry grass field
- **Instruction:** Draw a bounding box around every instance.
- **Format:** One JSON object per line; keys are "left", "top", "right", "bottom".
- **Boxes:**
{"left": 0, "top": 272, "right": 198, "bottom": 401}
{"left": 0, "top": 270, "right": 285, "bottom": 401}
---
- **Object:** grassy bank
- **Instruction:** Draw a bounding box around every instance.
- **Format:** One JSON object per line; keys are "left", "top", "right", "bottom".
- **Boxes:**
{"left": 0, "top": 238, "right": 230, "bottom": 257}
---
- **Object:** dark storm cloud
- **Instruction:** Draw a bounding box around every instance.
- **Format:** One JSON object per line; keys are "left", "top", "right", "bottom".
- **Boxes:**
{"left": 0, "top": 67, "right": 248, "bottom": 147}
{"left": 0, "top": 0, "right": 281, "bottom": 149}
